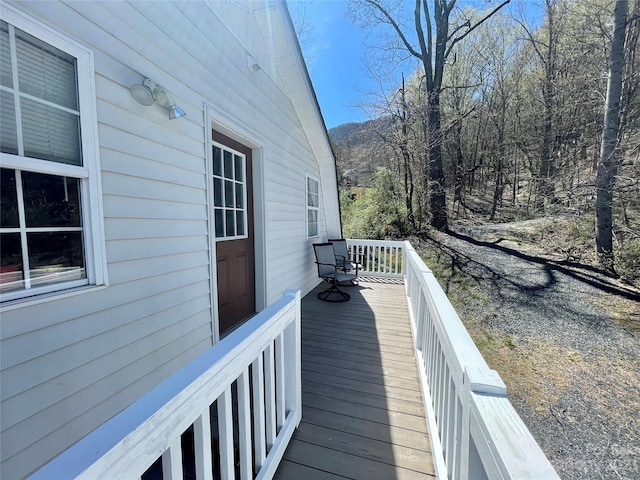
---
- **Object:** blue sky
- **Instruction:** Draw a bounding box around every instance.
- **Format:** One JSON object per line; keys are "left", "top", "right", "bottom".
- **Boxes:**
{"left": 289, "top": 0, "right": 543, "bottom": 130}
{"left": 289, "top": 0, "right": 375, "bottom": 129}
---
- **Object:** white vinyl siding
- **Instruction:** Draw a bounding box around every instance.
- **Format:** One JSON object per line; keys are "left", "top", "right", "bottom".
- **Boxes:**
{"left": 0, "top": 2, "right": 338, "bottom": 479}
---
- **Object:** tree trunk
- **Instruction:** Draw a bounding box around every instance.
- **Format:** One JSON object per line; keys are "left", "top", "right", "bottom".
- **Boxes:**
{"left": 427, "top": 92, "right": 448, "bottom": 230}
{"left": 536, "top": 0, "right": 556, "bottom": 212}
{"left": 595, "top": 0, "right": 627, "bottom": 271}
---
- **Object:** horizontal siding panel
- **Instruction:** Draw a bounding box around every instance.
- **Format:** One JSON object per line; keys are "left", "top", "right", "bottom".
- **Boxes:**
{"left": 2, "top": 322, "right": 212, "bottom": 472}
{"left": 97, "top": 99, "right": 203, "bottom": 158}
{"left": 108, "top": 252, "right": 209, "bottom": 285}
{"left": 1, "top": 282, "right": 211, "bottom": 370}
{"left": 6, "top": 336, "right": 216, "bottom": 479}
{"left": 101, "top": 148, "right": 206, "bottom": 189}
{"left": 104, "top": 218, "right": 207, "bottom": 241}
{"left": 101, "top": 172, "right": 206, "bottom": 206}
{"left": 107, "top": 236, "right": 208, "bottom": 263}
{"left": 1, "top": 266, "right": 211, "bottom": 339}
{"left": 1, "top": 296, "right": 211, "bottom": 428}
{"left": 103, "top": 195, "right": 207, "bottom": 220}
{"left": 98, "top": 125, "right": 204, "bottom": 174}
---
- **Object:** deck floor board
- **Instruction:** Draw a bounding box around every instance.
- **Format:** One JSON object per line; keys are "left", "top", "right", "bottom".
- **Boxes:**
{"left": 275, "top": 278, "right": 436, "bottom": 479}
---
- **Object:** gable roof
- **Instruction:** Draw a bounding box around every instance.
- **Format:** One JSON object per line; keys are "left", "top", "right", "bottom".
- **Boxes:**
{"left": 252, "top": 1, "right": 342, "bottom": 237}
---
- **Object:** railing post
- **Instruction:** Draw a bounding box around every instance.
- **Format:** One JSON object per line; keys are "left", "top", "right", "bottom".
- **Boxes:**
{"left": 460, "top": 365, "right": 507, "bottom": 480}
{"left": 459, "top": 370, "right": 472, "bottom": 480}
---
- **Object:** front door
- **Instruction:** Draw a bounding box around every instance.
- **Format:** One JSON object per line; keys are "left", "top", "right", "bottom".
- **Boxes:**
{"left": 212, "top": 131, "right": 255, "bottom": 335}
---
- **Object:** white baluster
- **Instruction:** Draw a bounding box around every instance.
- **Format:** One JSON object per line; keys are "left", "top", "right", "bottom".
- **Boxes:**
{"left": 275, "top": 333, "right": 285, "bottom": 429}
{"left": 218, "top": 387, "right": 234, "bottom": 479}
{"left": 264, "top": 343, "right": 277, "bottom": 448}
{"left": 162, "top": 437, "right": 183, "bottom": 480}
{"left": 237, "top": 369, "right": 252, "bottom": 480}
{"left": 252, "top": 355, "right": 266, "bottom": 469}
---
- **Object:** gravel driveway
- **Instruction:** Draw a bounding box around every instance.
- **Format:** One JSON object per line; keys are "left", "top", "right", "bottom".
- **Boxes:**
{"left": 424, "top": 221, "right": 640, "bottom": 480}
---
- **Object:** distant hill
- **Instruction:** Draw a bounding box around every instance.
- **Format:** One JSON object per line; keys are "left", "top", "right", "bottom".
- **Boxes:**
{"left": 328, "top": 117, "right": 395, "bottom": 187}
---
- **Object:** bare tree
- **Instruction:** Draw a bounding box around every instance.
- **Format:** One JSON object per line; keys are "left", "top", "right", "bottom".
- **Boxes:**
{"left": 350, "top": 0, "right": 510, "bottom": 230}
{"left": 596, "top": 0, "right": 629, "bottom": 270}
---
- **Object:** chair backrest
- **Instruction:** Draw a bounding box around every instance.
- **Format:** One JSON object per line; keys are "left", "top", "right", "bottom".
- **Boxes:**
{"left": 313, "top": 243, "right": 337, "bottom": 277}
{"left": 328, "top": 238, "right": 349, "bottom": 260}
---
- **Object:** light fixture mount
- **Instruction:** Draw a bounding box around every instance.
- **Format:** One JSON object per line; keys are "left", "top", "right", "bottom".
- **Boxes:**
{"left": 130, "top": 78, "right": 186, "bottom": 119}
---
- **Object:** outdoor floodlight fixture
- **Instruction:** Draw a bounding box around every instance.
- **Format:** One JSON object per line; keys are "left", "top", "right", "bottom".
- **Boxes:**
{"left": 130, "top": 78, "right": 186, "bottom": 119}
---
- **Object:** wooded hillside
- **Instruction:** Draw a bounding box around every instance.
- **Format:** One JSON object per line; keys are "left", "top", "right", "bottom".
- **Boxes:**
{"left": 330, "top": 0, "right": 639, "bottom": 282}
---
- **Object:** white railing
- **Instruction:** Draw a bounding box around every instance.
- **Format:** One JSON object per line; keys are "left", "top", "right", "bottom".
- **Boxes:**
{"left": 30, "top": 290, "right": 302, "bottom": 480}
{"left": 347, "top": 239, "right": 559, "bottom": 480}
{"left": 346, "top": 239, "right": 404, "bottom": 276}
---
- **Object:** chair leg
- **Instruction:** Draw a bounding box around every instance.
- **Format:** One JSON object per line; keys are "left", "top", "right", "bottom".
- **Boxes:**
{"left": 317, "top": 282, "right": 350, "bottom": 302}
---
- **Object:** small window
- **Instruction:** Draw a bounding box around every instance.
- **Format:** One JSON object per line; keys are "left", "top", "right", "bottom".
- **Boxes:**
{"left": 306, "top": 176, "right": 319, "bottom": 238}
{"left": 0, "top": 10, "right": 105, "bottom": 302}
{"left": 212, "top": 143, "right": 247, "bottom": 240}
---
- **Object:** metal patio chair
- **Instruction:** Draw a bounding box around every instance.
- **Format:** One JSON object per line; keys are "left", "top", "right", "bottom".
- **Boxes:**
{"left": 313, "top": 243, "right": 357, "bottom": 302}
{"left": 328, "top": 238, "right": 360, "bottom": 282}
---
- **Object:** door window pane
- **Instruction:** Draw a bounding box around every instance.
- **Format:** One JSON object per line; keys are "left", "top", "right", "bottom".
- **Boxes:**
{"left": 225, "top": 210, "right": 235, "bottom": 237}
{"left": 213, "top": 146, "right": 222, "bottom": 176}
{"left": 224, "top": 151, "right": 233, "bottom": 179}
{"left": 236, "top": 212, "right": 245, "bottom": 236}
{"left": 214, "top": 209, "right": 224, "bottom": 238}
{"left": 224, "top": 180, "right": 234, "bottom": 208}
{"left": 213, "top": 178, "right": 223, "bottom": 207}
{"left": 234, "top": 155, "right": 243, "bottom": 181}
{"left": 235, "top": 184, "right": 243, "bottom": 208}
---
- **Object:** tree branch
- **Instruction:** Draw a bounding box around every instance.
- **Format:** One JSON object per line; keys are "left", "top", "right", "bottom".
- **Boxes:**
{"left": 515, "top": 17, "right": 546, "bottom": 63}
{"left": 364, "top": 0, "right": 423, "bottom": 59}
{"left": 444, "top": 0, "right": 511, "bottom": 61}
{"left": 415, "top": 0, "right": 433, "bottom": 88}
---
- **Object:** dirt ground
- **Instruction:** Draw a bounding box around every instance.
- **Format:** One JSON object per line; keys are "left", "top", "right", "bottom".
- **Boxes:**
{"left": 417, "top": 219, "right": 640, "bottom": 480}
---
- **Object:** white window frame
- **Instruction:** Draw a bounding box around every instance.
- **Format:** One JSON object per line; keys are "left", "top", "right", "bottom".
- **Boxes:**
{"left": 306, "top": 175, "right": 319, "bottom": 239}
{"left": 0, "top": 5, "right": 107, "bottom": 304}
{"left": 211, "top": 141, "right": 249, "bottom": 242}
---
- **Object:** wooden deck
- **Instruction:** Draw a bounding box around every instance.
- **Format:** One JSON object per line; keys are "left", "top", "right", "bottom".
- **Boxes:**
{"left": 275, "top": 278, "right": 436, "bottom": 480}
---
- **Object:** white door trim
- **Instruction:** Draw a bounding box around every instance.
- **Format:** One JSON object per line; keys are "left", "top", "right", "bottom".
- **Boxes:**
{"left": 204, "top": 103, "right": 267, "bottom": 343}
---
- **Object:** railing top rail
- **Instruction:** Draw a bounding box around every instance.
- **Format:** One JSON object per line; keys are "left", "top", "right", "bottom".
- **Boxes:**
{"left": 346, "top": 239, "right": 405, "bottom": 248}
{"left": 470, "top": 394, "right": 559, "bottom": 479}
{"left": 398, "top": 239, "right": 558, "bottom": 479}
{"left": 404, "top": 245, "right": 503, "bottom": 394}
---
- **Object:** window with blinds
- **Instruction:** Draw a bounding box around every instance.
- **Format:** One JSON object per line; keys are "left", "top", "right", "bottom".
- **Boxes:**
{"left": 0, "top": 12, "right": 104, "bottom": 302}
